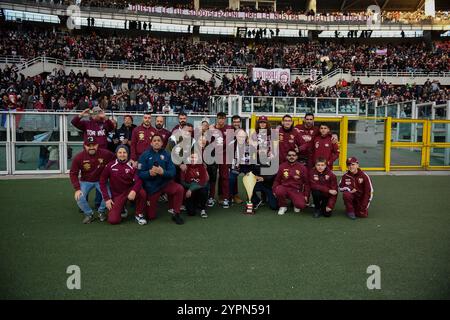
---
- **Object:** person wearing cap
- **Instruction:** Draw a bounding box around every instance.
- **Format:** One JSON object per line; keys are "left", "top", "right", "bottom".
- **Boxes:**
{"left": 309, "top": 157, "right": 338, "bottom": 218}
{"left": 71, "top": 106, "right": 115, "bottom": 150}
{"left": 70, "top": 136, "right": 115, "bottom": 224}
{"left": 272, "top": 149, "right": 310, "bottom": 216}
{"left": 339, "top": 157, "right": 374, "bottom": 219}
{"left": 130, "top": 112, "right": 157, "bottom": 166}
{"left": 138, "top": 134, "right": 185, "bottom": 225}
{"left": 99, "top": 145, "right": 147, "bottom": 225}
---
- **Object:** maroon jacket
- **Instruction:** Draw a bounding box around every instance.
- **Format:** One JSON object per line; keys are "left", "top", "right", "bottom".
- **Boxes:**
{"left": 295, "top": 124, "right": 319, "bottom": 160}
{"left": 309, "top": 167, "right": 338, "bottom": 209}
{"left": 312, "top": 134, "right": 340, "bottom": 167}
{"left": 130, "top": 124, "right": 157, "bottom": 161}
{"left": 99, "top": 159, "right": 143, "bottom": 201}
{"left": 278, "top": 126, "right": 307, "bottom": 164}
{"left": 155, "top": 127, "right": 171, "bottom": 149}
{"left": 180, "top": 164, "right": 209, "bottom": 190}
{"left": 339, "top": 169, "right": 374, "bottom": 210}
{"left": 272, "top": 161, "right": 310, "bottom": 194}
{"left": 210, "top": 124, "right": 234, "bottom": 162}
{"left": 71, "top": 116, "right": 114, "bottom": 150}
{"left": 69, "top": 149, "right": 115, "bottom": 190}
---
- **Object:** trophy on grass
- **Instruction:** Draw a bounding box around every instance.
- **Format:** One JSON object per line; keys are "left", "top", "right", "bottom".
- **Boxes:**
{"left": 242, "top": 172, "right": 257, "bottom": 214}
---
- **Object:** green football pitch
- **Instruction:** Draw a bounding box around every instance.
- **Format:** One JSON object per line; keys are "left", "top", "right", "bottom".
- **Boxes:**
{"left": 0, "top": 176, "right": 449, "bottom": 300}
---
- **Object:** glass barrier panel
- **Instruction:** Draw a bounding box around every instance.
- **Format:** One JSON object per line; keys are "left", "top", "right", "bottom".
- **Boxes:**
{"left": 0, "top": 144, "right": 6, "bottom": 171}
{"left": 390, "top": 147, "right": 422, "bottom": 166}
{"left": 431, "top": 123, "right": 450, "bottom": 143}
{"left": 317, "top": 98, "right": 336, "bottom": 114}
{"left": 347, "top": 119, "right": 385, "bottom": 168}
{"left": 274, "top": 97, "right": 294, "bottom": 114}
{"left": 338, "top": 99, "right": 358, "bottom": 115}
{"left": 296, "top": 98, "right": 315, "bottom": 114}
{"left": 67, "top": 144, "right": 83, "bottom": 170}
{"left": 242, "top": 97, "right": 252, "bottom": 113}
{"left": 391, "top": 122, "right": 423, "bottom": 143}
{"left": 15, "top": 144, "right": 60, "bottom": 171}
{"left": 387, "top": 104, "right": 398, "bottom": 117}
{"left": 429, "top": 147, "right": 450, "bottom": 166}
{"left": 253, "top": 97, "right": 273, "bottom": 113}
{"left": 0, "top": 114, "right": 7, "bottom": 141}
{"left": 399, "top": 102, "right": 413, "bottom": 118}
{"left": 15, "top": 114, "right": 60, "bottom": 142}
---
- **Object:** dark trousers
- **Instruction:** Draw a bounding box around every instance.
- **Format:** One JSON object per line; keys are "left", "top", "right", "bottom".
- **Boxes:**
{"left": 207, "top": 164, "right": 218, "bottom": 198}
{"left": 185, "top": 187, "right": 208, "bottom": 214}
{"left": 311, "top": 190, "right": 332, "bottom": 217}
{"left": 251, "top": 182, "right": 278, "bottom": 210}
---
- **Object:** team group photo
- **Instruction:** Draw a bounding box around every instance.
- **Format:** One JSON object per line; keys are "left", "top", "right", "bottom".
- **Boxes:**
{"left": 0, "top": 0, "right": 449, "bottom": 304}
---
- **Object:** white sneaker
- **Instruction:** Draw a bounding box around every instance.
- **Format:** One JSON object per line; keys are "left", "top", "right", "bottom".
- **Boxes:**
{"left": 207, "top": 198, "right": 215, "bottom": 207}
{"left": 278, "top": 207, "right": 288, "bottom": 216}
{"left": 121, "top": 208, "right": 128, "bottom": 218}
{"left": 294, "top": 207, "right": 301, "bottom": 213}
{"left": 200, "top": 210, "right": 208, "bottom": 218}
{"left": 180, "top": 205, "right": 186, "bottom": 212}
{"left": 135, "top": 214, "right": 147, "bottom": 225}
{"left": 222, "top": 199, "right": 230, "bottom": 209}
{"left": 167, "top": 208, "right": 174, "bottom": 214}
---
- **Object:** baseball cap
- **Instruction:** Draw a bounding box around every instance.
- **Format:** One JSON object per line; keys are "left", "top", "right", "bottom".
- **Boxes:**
{"left": 258, "top": 116, "right": 268, "bottom": 122}
{"left": 92, "top": 106, "right": 104, "bottom": 115}
{"left": 84, "top": 136, "right": 97, "bottom": 145}
{"left": 346, "top": 156, "right": 359, "bottom": 166}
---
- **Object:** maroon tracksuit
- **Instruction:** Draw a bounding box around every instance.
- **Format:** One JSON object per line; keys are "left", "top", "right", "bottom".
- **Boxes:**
{"left": 339, "top": 169, "right": 374, "bottom": 217}
{"left": 312, "top": 134, "right": 340, "bottom": 168}
{"left": 309, "top": 167, "right": 338, "bottom": 214}
{"left": 278, "top": 126, "right": 307, "bottom": 164}
{"left": 180, "top": 164, "right": 209, "bottom": 212}
{"left": 71, "top": 116, "right": 114, "bottom": 150}
{"left": 272, "top": 161, "right": 310, "bottom": 209}
{"left": 155, "top": 127, "right": 171, "bottom": 149}
{"left": 295, "top": 124, "right": 319, "bottom": 164}
{"left": 69, "top": 149, "right": 115, "bottom": 190}
{"left": 210, "top": 124, "right": 233, "bottom": 200}
{"left": 99, "top": 160, "right": 146, "bottom": 224}
{"left": 130, "top": 124, "right": 157, "bottom": 161}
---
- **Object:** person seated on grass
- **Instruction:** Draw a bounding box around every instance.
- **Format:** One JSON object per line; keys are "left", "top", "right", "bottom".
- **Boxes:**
{"left": 339, "top": 157, "right": 374, "bottom": 220}
{"left": 180, "top": 152, "right": 209, "bottom": 218}
{"left": 99, "top": 144, "right": 147, "bottom": 225}
{"left": 309, "top": 158, "right": 338, "bottom": 218}
{"left": 69, "top": 136, "right": 115, "bottom": 224}
{"left": 272, "top": 149, "right": 310, "bottom": 216}
{"left": 138, "top": 134, "right": 185, "bottom": 225}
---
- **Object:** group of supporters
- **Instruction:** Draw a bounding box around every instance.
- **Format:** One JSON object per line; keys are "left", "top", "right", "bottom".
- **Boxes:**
{"left": 69, "top": 107, "right": 374, "bottom": 225}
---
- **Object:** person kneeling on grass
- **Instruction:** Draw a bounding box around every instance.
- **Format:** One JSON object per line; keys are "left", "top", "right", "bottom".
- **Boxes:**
{"left": 99, "top": 145, "right": 147, "bottom": 225}
{"left": 138, "top": 134, "right": 185, "bottom": 225}
{"left": 180, "top": 152, "right": 209, "bottom": 218}
{"left": 70, "top": 136, "right": 115, "bottom": 224}
{"left": 272, "top": 149, "right": 310, "bottom": 216}
{"left": 339, "top": 157, "right": 374, "bottom": 220}
{"left": 309, "top": 158, "right": 338, "bottom": 218}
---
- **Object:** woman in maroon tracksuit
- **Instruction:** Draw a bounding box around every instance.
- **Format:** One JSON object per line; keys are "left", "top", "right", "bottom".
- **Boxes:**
{"left": 309, "top": 158, "right": 338, "bottom": 218}
{"left": 100, "top": 144, "right": 147, "bottom": 225}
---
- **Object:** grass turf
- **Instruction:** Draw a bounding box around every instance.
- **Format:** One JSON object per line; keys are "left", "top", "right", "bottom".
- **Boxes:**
{"left": 0, "top": 176, "right": 449, "bottom": 300}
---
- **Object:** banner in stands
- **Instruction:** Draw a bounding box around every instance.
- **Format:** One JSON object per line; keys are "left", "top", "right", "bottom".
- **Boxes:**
{"left": 252, "top": 68, "right": 291, "bottom": 85}
{"left": 127, "top": 5, "right": 370, "bottom": 22}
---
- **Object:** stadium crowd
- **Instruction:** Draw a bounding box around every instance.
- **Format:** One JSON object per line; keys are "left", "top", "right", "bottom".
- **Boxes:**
{"left": 1, "top": 29, "right": 449, "bottom": 73}
{"left": 67, "top": 109, "right": 373, "bottom": 225}
{"left": 34, "top": 0, "right": 450, "bottom": 23}
{"left": 1, "top": 63, "right": 449, "bottom": 112}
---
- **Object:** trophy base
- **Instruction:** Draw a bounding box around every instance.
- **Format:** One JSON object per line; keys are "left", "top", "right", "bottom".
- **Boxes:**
{"left": 244, "top": 202, "right": 255, "bottom": 215}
